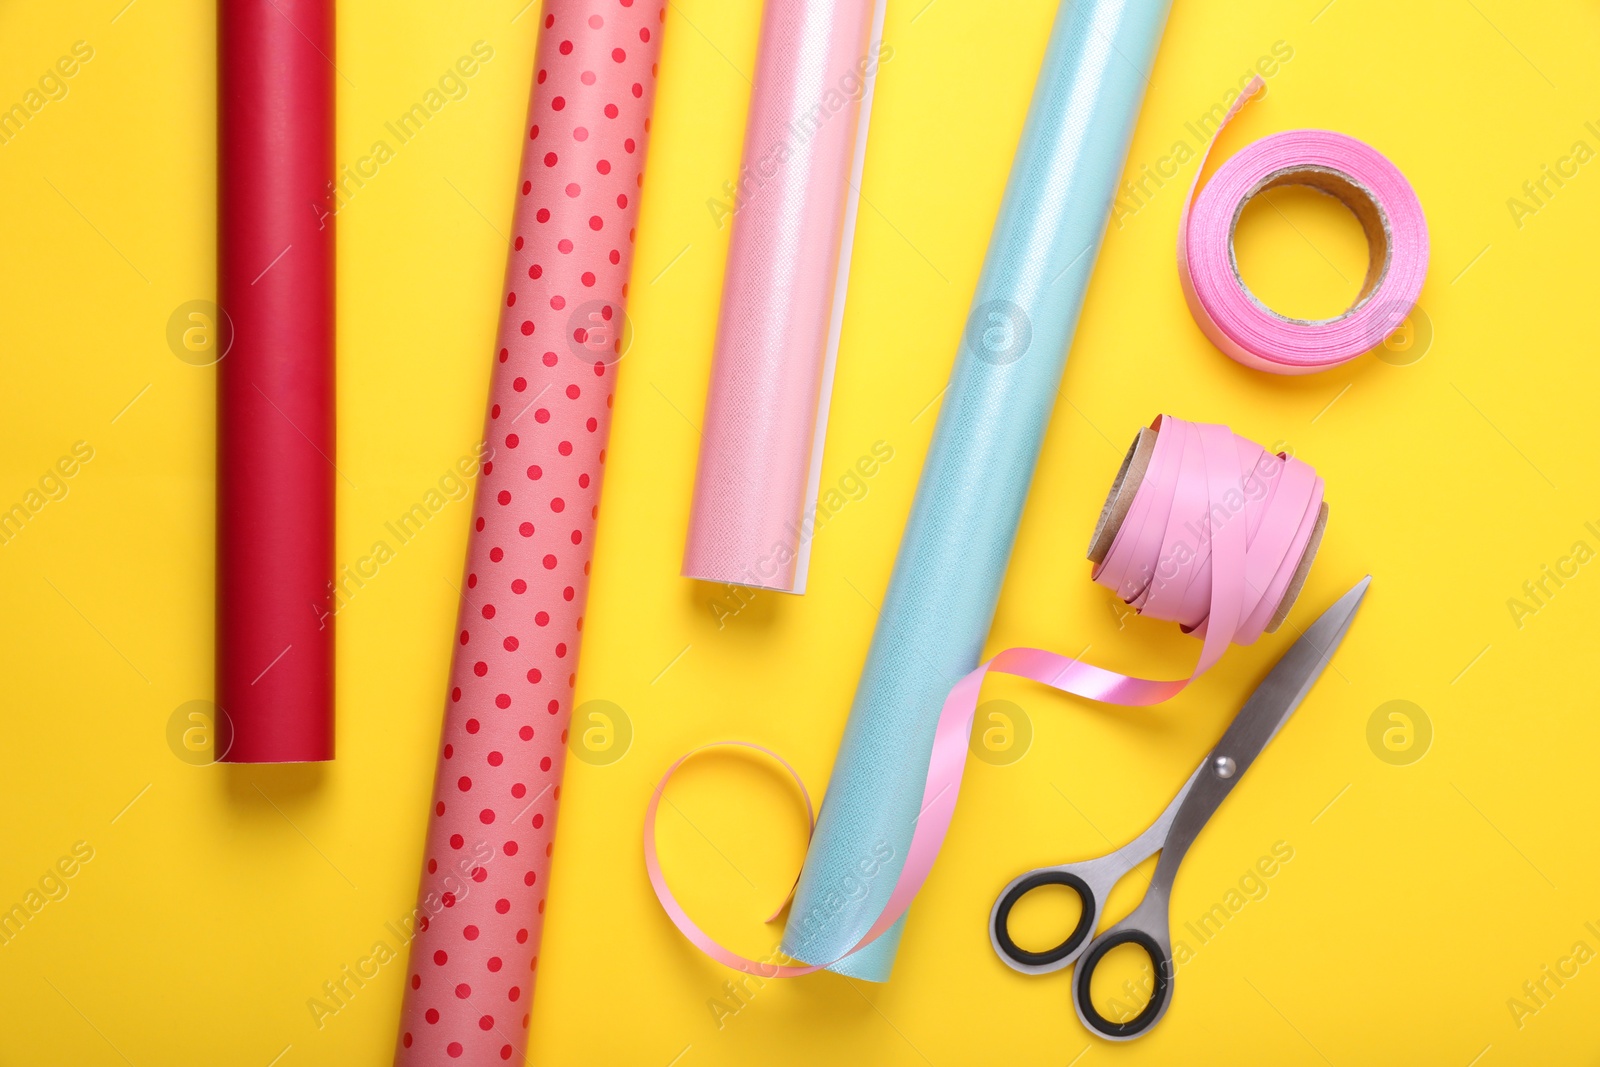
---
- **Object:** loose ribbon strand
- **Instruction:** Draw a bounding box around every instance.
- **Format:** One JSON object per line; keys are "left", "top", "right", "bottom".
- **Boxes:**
{"left": 645, "top": 416, "right": 1324, "bottom": 973}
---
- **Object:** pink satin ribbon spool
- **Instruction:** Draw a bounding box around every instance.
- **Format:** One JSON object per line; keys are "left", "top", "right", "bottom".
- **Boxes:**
{"left": 645, "top": 416, "right": 1328, "bottom": 973}
{"left": 1179, "top": 77, "right": 1429, "bottom": 375}
{"left": 681, "top": 0, "right": 889, "bottom": 594}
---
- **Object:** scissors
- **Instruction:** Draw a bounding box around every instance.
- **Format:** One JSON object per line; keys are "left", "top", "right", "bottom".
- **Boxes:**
{"left": 989, "top": 577, "right": 1371, "bottom": 1040}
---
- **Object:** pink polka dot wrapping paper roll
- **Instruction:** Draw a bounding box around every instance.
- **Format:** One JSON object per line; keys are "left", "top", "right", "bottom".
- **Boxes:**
{"left": 393, "top": 3, "right": 662, "bottom": 1064}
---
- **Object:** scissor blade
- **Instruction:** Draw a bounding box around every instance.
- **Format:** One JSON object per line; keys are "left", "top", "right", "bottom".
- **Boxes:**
{"left": 1148, "top": 578, "right": 1372, "bottom": 882}
{"left": 1215, "top": 575, "right": 1371, "bottom": 772}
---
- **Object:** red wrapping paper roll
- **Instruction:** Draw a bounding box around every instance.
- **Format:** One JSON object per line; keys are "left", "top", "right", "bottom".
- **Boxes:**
{"left": 216, "top": 0, "right": 336, "bottom": 763}
{"left": 394, "top": 3, "right": 662, "bottom": 1062}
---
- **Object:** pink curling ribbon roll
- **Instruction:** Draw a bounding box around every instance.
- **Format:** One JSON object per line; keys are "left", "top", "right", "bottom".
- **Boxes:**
{"left": 645, "top": 416, "right": 1328, "bottom": 973}
{"left": 1179, "top": 77, "right": 1429, "bottom": 374}
{"left": 394, "top": 3, "right": 662, "bottom": 1063}
{"left": 682, "top": 0, "right": 889, "bottom": 594}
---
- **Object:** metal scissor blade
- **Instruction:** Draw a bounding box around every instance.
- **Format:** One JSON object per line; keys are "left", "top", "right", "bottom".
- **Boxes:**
{"left": 1150, "top": 577, "right": 1371, "bottom": 877}
{"left": 1219, "top": 575, "right": 1371, "bottom": 764}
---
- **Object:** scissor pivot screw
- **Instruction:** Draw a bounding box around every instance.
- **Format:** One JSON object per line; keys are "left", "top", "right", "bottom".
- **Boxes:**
{"left": 1213, "top": 756, "right": 1236, "bottom": 779}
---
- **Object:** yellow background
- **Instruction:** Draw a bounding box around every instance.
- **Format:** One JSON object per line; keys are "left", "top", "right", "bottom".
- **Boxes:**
{"left": 2, "top": 0, "right": 1597, "bottom": 1063}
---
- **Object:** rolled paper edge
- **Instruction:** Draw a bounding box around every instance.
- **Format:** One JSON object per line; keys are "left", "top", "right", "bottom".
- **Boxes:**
{"left": 680, "top": 564, "right": 807, "bottom": 595}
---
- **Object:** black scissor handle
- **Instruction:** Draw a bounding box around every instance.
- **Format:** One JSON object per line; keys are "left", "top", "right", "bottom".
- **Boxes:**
{"left": 992, "top": 870, "right": 1097, "bottom": 969}
{"left": 1072, "top": 928, "right": 1174, "bottom": 1040}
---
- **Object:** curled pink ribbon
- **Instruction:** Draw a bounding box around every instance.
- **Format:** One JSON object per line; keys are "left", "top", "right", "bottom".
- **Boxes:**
{"left": 1179, "top": 77, "right": 1430, "bottom": 374}
{"left": 645, "top": 416, "right": 1325, "bottom": 972}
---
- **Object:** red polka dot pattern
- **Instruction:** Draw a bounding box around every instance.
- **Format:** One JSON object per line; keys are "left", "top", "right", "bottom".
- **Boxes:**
{"left": 396, "top": 4, "right": 662, "bottom": 1063}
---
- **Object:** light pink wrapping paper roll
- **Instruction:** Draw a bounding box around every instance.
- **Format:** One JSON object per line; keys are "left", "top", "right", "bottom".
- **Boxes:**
{"left": 394, "top": 3, "right": 662, "bottom": 1063}
{"left": 682, "top": 0, "right": 888, "bottom": 594}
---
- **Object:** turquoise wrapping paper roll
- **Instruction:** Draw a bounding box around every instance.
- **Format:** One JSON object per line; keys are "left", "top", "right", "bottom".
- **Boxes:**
{"left": 781, "top": 0, "right": 1174, "bottom": 980}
